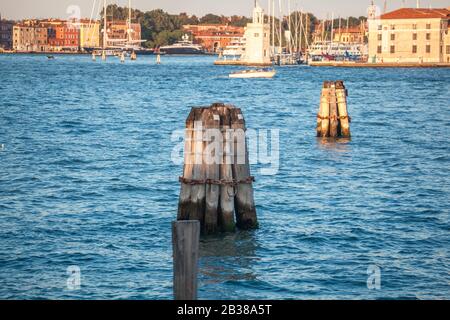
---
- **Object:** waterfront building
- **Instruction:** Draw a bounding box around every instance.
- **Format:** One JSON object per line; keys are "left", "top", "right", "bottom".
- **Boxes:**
{"left": 333, "top": 25, "right": 367, "bottom": 43}
{"left": 63, "top": 22, "right": 80, "bottom": 51}
{"left": 105, "top": 20, "right": 141, "bottom": 47}
{"left": 182, "top": 24, "right": 244, "bottom": 52}
{"left": 43, "top": 20, "right": 65, "bottom": 50}
{"left": 75, "top": 20, "right": 100, "bottom": 49}
{"left": 0, "top": 14, "right": 14, "bottom": 50}
{"left": 368, "top": 7, "right": 450, "bottom": 63}
{"left": 240, "top": 2, "right": 271, "bottom": 65}
{"left": 13, "top": 20, "right": 49, "bottom": 52}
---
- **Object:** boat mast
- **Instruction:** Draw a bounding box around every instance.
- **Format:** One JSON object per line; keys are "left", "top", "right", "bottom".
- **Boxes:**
{"left": 103, "top": 0, "right": 107, "bottom": 49}
{"left": 278, "top": 0, "right": 282, "bottom": 54}
{"left": 338, "top": 16, "right": 341, "bottom": 43}
{"left": 299, "top": 10, "right": 303, "bottom": 52}
{"left": 127, "top": 0, "right": 132, "bottom": 44}
{"left": 330, "top": 12, "right": 334, "bottom": 51}
{"left": 272, "top": 0, "right": 275, "bottom": 55}
{"left": 268, "top": 0, "right": 271, "bottom": 56}
{"left": 288, "top": 0, "right": 292, "bottom": 55}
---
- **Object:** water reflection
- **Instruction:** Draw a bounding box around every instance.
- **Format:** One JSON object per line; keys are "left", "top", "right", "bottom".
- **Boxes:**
{"left": 316, "top": 137, "right": 352, "bottom": 152}
{"left": 199, "top": 231, "right": 258, "bottom": 287}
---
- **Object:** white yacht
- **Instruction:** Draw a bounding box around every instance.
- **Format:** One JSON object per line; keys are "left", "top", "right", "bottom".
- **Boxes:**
{"left": 229, "top": 68, "right": 276, "bottom": 79}
{"left": 160, "top": 34, "right": 205, "bottom": 55}
{"left": 308, "top": 41, "right": 368, "bottom": 61}
{"left": 222, "top": 37, "right": 246, "bottom": 60}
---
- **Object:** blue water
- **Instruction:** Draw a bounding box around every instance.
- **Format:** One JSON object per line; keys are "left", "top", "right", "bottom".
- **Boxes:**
{"left": 0, "top": 54, "right": 449, "bottom": 300}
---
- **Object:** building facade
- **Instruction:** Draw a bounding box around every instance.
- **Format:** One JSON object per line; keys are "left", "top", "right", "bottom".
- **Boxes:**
{"left": 0, "top": 16, "right": 14, "bottom": 50}
{"left": 368, "top": 8, "right": 450, "bottom": 63}
{"left": 333, "top": 26, "right": 366, "bottom": 43}
{"left": 183, "top": 24, "right": 244, "bottom": 52}
{"left": 241, "top": 3, "right": 270, "bottom": 65}
{"left": 76, "top": 20, "right": 100, "bottom": 49}
{"left": 105, "top": 21, "right": 141, "bottom": 47}
{"left": 13, "top": 20, "right": 49, "bottom": 52}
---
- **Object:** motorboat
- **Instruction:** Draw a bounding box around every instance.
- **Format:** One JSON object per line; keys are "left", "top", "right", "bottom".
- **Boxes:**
{"left": 160, "top": 34, "right": 205, "bottom": 55}
{"left": 229, "top": 68, "right": 276, "bottom": 79}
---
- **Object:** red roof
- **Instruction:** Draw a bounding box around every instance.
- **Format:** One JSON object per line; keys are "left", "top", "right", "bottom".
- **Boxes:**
{"left": 381, "top": 8, "right": 450, "bottom": 20}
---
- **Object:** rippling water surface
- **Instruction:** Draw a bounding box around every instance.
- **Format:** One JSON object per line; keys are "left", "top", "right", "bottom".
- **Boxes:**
{"left": 0, "top": 54, "right": 449, "bottom": 299}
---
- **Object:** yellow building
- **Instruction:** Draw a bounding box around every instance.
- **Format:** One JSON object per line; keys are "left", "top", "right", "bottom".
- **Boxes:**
{"left": 74, "top": 20, "right": 100, "bottom": 49}
{"left": 368, "top": 7, "right": 450, "bottom": 63}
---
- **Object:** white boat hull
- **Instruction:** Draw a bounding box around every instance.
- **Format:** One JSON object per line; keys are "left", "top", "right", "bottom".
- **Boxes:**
{"left": 229, "top": 71, "right": 276, "bottom": 79}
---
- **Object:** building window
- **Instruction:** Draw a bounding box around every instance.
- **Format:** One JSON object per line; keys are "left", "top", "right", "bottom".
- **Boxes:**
{"left": 390, "top": 33, "right": 395, "bottom": 41}
{"left": 426, "top": 45, "right": 431, "bottom": 53}
{"left": 412, "top": 24, "right": 417, "bottom": 30}
{"left": 254, "top": 33, "right": 259, "bottom": 37}
{"left": 378, "top": 25, "right": 382, "bottom": 30}
{"left": 426, "top": 23, "right": 431, "bottom": 29}
{"left": 377, "top": 45, "right": 382, "bottom": 54}
{"left": 446, "top": 45, "right": 450, "bottom": 54}
{"left": 390, "top": 45, "right": 395, "bottom": 53}
{"left": 412, "top": 45, "right": 417, "bottom": 53}
{"left": 413, "top": 33, "right": 417, "bottom": 40}
{"left": 390, "top": 24, "right": 395, "bottom": 30}
{"left": 378, "top": 34, "right": 382, "bottom": 41}
{"left": 426, "top": 33, "right": 431, "bottom": 40}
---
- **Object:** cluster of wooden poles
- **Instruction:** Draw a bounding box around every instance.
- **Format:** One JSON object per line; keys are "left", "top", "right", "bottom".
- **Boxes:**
{"left": 317, "top": 80, "right": 351, "bottom": 138}
{"left": 177, "top": 103, "right": 258, "bottom": 236}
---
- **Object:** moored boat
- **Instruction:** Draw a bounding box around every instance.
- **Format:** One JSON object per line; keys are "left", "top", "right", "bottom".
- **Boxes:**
{"left": 229, "top": 68, "right": 276, "bottom": 79}
{"left": 160, "top": 34, "right": 205, "bottom": 55}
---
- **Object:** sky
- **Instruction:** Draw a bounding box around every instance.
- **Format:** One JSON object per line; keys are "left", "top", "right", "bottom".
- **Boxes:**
{"left": 1, "top": 0, "right": 449, "bottom": 20}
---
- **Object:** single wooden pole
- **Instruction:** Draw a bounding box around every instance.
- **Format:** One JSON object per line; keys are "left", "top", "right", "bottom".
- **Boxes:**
{"left": 230, "top": 108, "right": 258, "bottom": 230}
{"left": 172, "top": 220, "right": 200, "bottom": 300}
{"left": 217, "top": 105, "right": 236, "bottom": 232}
{"left": 203, "top": 108, "right": 220, "bottom": 234}
{"left": 329, "top": 83, "right": 339, "bottom": 138}
{"left": 190, "top": 108, "right": 207, "bottom": 225}
{"left": 336, "top": 80, "right": 351, "bottom": 138}
{"left": 319, "top": 81, "right": 330, "bottom": 137}
{"left": 178, "top": 109, "right": 196, "bottom": 221}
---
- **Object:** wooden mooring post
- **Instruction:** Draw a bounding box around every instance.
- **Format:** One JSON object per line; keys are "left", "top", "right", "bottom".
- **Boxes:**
{"left": 316, "top": 81, "right": 351, "bottom": 138}
{"left": 178, "top": 103, "right": 258, "bottom": 235}
{"left": 172, "top": 220, "right": 200, "bottom": 300}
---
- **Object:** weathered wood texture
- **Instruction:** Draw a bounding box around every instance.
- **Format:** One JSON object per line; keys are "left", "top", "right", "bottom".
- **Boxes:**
{"left": 317, "top": 81, "right": 351, "bottom": 138}
{"left": 178, "top": 103, "right": 257, "bottom": 234}
{"left": 230, "top": 108, "right": 258, "bottom": 230}
{"left": 336, "top": 80, "right": 351, "bottom": 138}
{"left": 172, "top": 220, "right": 200, "bottom": 300}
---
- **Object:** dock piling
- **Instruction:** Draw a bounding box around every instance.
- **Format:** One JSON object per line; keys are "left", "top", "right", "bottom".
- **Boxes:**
{"left": 178, "top": 103, "right": 257, "bottom": 235}
{"left": 172, "top": 220, "right": 200, "bottom": 300}
{"left": 317, "top": 81, "right": 351, "bottom": 138}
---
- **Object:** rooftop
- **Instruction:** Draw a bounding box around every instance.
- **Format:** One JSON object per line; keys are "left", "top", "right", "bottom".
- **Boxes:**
{"left": 380, "top": 8, "right": 450, "bottom": 20}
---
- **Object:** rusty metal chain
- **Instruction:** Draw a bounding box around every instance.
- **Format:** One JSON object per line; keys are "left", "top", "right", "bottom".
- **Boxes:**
{"left": 179, "top": 176, "right": 255, "bottom": 186}
{"left": 317, "top": 114, "right": 352, "bottom": 122}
